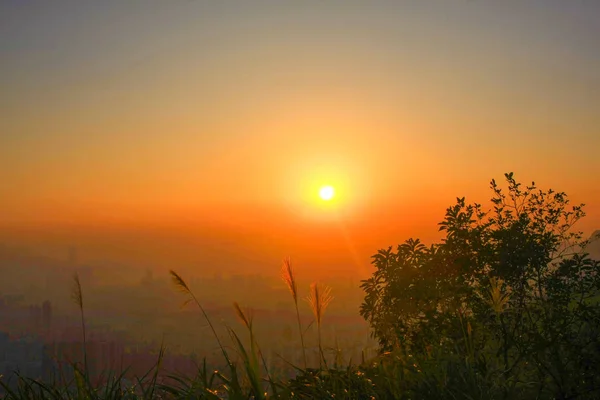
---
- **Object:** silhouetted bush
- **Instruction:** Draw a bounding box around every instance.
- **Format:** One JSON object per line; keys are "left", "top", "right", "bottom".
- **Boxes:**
{"left": 360, "top": 172, "right": 600, "bottom": 399}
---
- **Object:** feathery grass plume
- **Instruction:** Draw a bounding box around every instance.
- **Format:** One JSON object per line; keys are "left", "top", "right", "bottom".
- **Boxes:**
{"left": 306, "top": 282, "right": 333, "bottom": 327}
{"left": 486, "top": 277, "right": 511, "bottom": 314}
{"left": 169, "top": 270, "right": 232, "bottom": 368}
{"left": 70, "top": 272, "right": 88, "bottom": 376}
{"left": 281, "top": 257, "right": 308, "bottom": 368}
{"left": 71, "top": 272, "right": 83, "bottom": 310}
{"left": 306, "top": 282, "right": 333, "bottom": 367}
{"left": 281, "top": 257, "right": 298, "bottom": 303}
{"left": 233, "top": 302, "right": 254, "bottom": 331}
{"left": 170, "top": 269, "right": 191, "bottom": 294}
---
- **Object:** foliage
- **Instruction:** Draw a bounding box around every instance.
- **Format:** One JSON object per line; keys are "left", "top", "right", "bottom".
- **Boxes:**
{"left": 360, "top": 172, "right": 600, "bottom": 398}
{"left": 286, "top": 367, "right": 378, "bottom": 399}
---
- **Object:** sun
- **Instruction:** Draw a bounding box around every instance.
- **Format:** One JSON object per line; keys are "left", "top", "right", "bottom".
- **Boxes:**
{"left": 319, "top": 185, "right": 335, "bottom": 201}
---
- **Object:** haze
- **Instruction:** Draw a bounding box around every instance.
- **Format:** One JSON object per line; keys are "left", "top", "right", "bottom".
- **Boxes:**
{"left": 1, "top": 0, "right": 600, "bottom": 375}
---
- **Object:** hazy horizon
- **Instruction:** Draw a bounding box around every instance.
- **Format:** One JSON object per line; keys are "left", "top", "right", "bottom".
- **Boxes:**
{"left": 2, "top": 0, "right": 600, "bottom": 291}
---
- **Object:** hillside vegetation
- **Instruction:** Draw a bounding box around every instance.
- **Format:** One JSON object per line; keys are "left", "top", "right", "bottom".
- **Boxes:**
{"left": 2, "top": 173, "right": 599, "bottom": 399}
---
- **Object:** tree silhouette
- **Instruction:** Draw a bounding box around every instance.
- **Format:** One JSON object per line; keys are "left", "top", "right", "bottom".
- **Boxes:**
{"left": 360, "top": 173, "right": 600, "bottom": 398}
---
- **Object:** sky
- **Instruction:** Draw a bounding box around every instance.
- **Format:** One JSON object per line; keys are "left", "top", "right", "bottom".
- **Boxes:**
{"left": 1, "top": 1, "right": 599, "bottom": 277}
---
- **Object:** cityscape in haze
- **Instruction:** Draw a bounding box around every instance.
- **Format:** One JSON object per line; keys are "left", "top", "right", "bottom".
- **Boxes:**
{"left": 1, "top": 1, "right": 600, "bottom": 399}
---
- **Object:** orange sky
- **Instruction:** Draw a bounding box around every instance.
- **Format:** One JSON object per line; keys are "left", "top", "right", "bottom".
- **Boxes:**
{"left": 1, "top": 2, "right": 599, "bottom": 278}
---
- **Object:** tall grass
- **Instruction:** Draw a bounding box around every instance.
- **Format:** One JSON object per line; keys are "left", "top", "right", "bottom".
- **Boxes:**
{"left": 168, "top": 270, "right": 253, "bottom": 398}
{"left": 230, "top": 302, "right": 270, "bottom": 399}
{"left": 280, "top": 257, "right": 308, "bottom": 368}
{"left": 169, "top": 270, "right": 232, "bottom": 368}
{"left": 169, "top": 270, "right": 287, "bottom": 398}
{"left": 0, "top": 262, "right": 398, "bottom": 400}
{"left": 70, "top": 272, "right": 88, "bottom": 374}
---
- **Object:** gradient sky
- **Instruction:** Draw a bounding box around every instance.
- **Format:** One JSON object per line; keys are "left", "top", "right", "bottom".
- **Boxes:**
{"left": 1, "top": 1, "right": 599, "bottom": 275}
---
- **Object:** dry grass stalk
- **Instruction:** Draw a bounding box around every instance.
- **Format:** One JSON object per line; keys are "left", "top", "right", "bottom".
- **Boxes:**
{"left": 70, "top": 272, "right": 87, "bottom": 372}
{"left": 306, "top": 282, "right": 333, "bottom": 327}
{"left": 281, "top": 257, "right": 298, "bottom": 303}
{"left": 281, "top": 257, "right": 308, "bottom": 368}
{"left": 306, "top": 282, "right": 333, "bottom": 367}
{"left": 169, "top": 270, "right": 231, "bottom": 366}
{"left": 233, "top": 302, "right": 254, "bottom": 331}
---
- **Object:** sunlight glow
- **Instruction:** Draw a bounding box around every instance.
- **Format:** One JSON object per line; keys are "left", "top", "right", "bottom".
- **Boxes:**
{"left": 319, "top": 185, "right": 335, "bottom": 201}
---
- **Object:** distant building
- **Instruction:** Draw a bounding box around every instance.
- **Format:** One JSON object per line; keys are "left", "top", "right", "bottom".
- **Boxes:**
{"left": 0, "top": 331, "right": 48, "bottom": 390}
